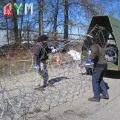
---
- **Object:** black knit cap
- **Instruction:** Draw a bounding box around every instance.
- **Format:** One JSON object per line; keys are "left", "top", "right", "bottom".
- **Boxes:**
{"left": 93, "top": 35, "right": 99, "bottom": 42}
{"left": 37, "top": 35, "right": 48, "bottom": 42}
{"left": 93, "top": 35, "right": 102, "bottom": 46}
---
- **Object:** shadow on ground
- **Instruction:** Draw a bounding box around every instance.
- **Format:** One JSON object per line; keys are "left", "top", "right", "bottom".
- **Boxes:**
{"left": 48, "top": 77, "right": 70, "bottom": 84}
{"left": 105, "top": 70, "right": 120, "bottom": 79}
{"left": 84, "top": 70, "right": 120, "bottom": 79}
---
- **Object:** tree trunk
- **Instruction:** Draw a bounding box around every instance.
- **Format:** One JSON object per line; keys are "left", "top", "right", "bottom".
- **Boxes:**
{"left": 110, "top": 0, "right": 114, "bottom": 17}
{"left": 20, "top": 0, "right": 25, "bottom": 43}
{"left": 39, "top": 0, "right": 43, "bottom": 36}
{"left": 12, "top": 0, "right": 19, "bottom": 43}
{"left": 64, "top": 0, "right": 68, "bottom": 40}
{"left": 5, "top": 16, "right": 9, "bottom": 46}
{"left": 27, "top": 21, "right": 30, "bottom": 48}
{"left": 53, "top": 0, "right": 59, "bottom": 41}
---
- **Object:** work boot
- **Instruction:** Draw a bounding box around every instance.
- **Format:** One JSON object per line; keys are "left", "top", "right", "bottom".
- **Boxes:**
{"left": 34, "top": 84, "right": 40, "bottom": 90}
{"left": 100, "top": 95, "right": 109, "bottom": 99}
{"left": 34, "top": 85, "right": 46, "bottom": 91}
{"left": 47, "top": 83, "right": 54, "bottom": 87}
{"left": 38, "top": 86, "right": 45, "bottom": 91}
{"left": 88, "top": 97, "right": 100, "bottom": 102}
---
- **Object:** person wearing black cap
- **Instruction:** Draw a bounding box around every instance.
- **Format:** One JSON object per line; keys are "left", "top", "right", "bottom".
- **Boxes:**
{"left": 86, "top": 35, "right": 109, "bottom": 102}
{"left": 33, "top": 35, "right": 54, "bottom": 91}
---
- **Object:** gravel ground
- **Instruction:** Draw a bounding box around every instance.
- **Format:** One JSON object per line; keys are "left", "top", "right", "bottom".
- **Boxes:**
{"left": 0, "top": 61, "right": 92, "bottom": 120}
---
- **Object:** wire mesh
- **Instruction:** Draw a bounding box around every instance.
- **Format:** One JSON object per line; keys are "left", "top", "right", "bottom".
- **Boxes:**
{"left": 0, "top": 25, "right": 118, "bottom": 119}
{"left": 0, "top": 40, "right": 92, "bottom": 120}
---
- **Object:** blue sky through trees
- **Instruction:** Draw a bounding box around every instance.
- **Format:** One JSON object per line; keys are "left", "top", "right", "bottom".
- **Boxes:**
{"left": 1, "top": 0, "right": 120, "bottom": 35}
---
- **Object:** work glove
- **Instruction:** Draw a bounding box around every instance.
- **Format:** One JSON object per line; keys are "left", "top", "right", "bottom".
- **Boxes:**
{"left": 34, "top": 63, "right": 38, "bottom": 68}
{"left": 51, "top": 47, "right": 57, "bottom": 53}
{"left": 85, "top": 58, "right": 92, "bottom": 66}
{"left": 88, "top": 50, "right": 91, "bottom": 56}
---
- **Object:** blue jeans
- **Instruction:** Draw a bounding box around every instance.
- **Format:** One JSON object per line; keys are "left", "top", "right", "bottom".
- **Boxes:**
{"left": 92, "top": 67, "right": 108, "bottom": 99}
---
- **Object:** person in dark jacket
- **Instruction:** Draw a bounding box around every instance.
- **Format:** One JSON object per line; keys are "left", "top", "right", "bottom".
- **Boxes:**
{"left": 33, "top": 35, "right": 54, "bottom": 91}
{"left": 86, "top": 35, "right": 109, "bottom": 102}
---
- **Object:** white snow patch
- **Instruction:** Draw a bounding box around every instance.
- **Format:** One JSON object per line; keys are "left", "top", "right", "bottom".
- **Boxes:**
{"left": 68, "top": 50, "right": 81, "bottom": 61}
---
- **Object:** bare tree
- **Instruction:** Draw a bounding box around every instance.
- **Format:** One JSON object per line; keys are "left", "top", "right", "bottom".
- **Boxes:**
{"left": 5, "top": 16, "right": 10, "bottom": 45}
{"left": 39, "top": 0, "right": 43, "bottom": 36}
{"left": 12, "top": 0, "right": 19, "bottom": 43}
{"left": 0, "top": 0, "right": 119, "bottom": 47}
{"left": 64, "top": 0, "right": 68, "bottom": 40}
{"left": 53, "top": 0, "right": 59, "bottom": 41}
{"left": 19, "top": 0, "right": 25, "bottom": 43}
{"left": 110, "top": 0, "right": 114, "bottom": 17}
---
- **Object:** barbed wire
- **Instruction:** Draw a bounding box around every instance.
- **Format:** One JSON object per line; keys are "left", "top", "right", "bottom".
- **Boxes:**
{"left": 0, "top": 41, "right": 92, "bottom": 120}
{"left": 0, "top": 27, "right": 119, "bottom": 119}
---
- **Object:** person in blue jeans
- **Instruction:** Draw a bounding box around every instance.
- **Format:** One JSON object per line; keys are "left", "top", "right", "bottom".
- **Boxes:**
{"left": 86, "top": 35, "right": 109, "bottom": 102}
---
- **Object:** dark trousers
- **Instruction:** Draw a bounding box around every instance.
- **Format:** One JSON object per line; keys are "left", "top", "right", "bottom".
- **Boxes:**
{"left": 38, "top": 61, "right": 48, "bottom": 86}
{"left": 92, "top": 67, "right": 108, "bottom": 99}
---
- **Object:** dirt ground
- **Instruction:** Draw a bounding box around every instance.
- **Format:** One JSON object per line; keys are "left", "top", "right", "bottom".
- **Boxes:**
{"left": 26, "top": 71, "right": 120, "bottom": 120}
{"left": 0, "top": 43, "right": 89, "bottom": 120}
{"left": 0, "top": 53, "right": 120, "bottom": 120}
{"left": 0, "top": 59, "right": 92, "bottom": 120}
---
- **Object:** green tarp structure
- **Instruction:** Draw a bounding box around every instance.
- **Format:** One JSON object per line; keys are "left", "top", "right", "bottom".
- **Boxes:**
{"left": 86, "top": 15, "right": 120, "bottom": 71}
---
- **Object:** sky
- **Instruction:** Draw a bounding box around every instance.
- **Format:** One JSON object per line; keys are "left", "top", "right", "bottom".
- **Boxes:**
{"left": 10, "top": 0, "right": 88, "bottom": 35}
{"left": 1, "top": 0, "right": 120, "bottom": 35}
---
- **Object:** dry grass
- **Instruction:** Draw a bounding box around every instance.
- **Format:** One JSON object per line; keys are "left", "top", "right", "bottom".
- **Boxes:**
{"left": 49, "top": 52, "right": 73, "bottom": 65}
{"left": 0, "top": 48, "right": 33, "bottom": 75}
{"left": 67, "top": 44, "right": 82, "bottom": 52}
{"left": 0, "top": 44, "right": 82, "bottom": 74}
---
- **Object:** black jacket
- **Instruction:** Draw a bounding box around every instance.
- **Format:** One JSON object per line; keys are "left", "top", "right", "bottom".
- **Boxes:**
{"left": 33, "top": 42, "right": 51, "bottom": 63}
